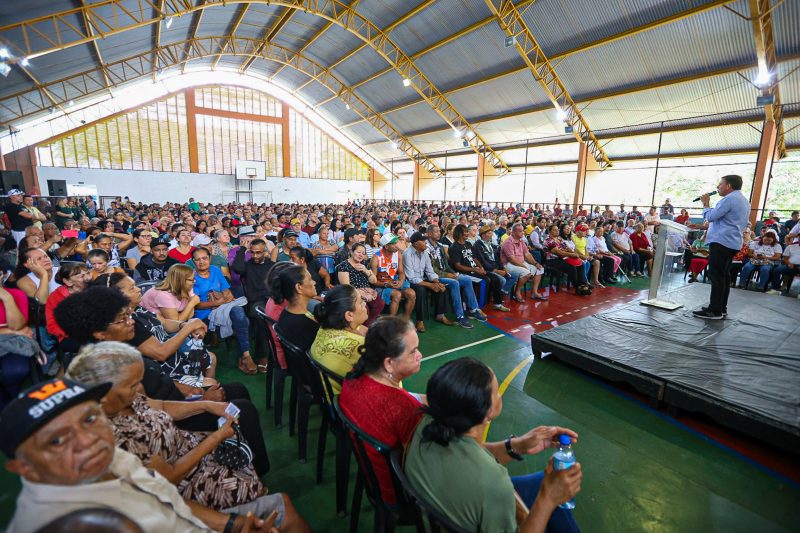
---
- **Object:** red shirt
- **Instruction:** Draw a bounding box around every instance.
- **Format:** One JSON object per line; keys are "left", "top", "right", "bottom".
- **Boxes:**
{"left": 45, "top": 286, "right": 70, "bottom": 341}
{"left": 675, "top": 214, "right": 689, "bottom": 225}
{"left": 168, "top": 246, "right": 195, "bottom": 264}
{"left": 0, "top": 288, "right": 29, "bottom": 329}
{"left": 339, "top": 375, "right": 422, "bottom": 504}
{"left": 630, "top": 232, "right": 652, "bottom": 251}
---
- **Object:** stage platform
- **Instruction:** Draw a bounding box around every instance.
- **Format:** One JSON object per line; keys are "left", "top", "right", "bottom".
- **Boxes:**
{"left": 530, "top": 283, "right": 800, "bottom": 452}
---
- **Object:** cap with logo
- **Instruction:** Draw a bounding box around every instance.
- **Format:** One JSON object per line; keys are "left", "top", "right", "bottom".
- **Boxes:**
{"left": 379, "top": 233, "right": 399, "bottom": 247}
{"left": 0, "top": 378, "right": 111, "bottom": 457}
{"left": 6, "top": 189, "right": 24, "bottom": 197}
{"left": 151, "top": 235, "right": 171, "bottom": 248}
{"left": 283, "top": 229, "right": 299, "bottom": 239}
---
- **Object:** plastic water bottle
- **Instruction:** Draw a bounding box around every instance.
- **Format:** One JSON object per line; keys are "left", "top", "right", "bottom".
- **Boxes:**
{"left": 552, "top": 434, "right": 576, "bottom": 510}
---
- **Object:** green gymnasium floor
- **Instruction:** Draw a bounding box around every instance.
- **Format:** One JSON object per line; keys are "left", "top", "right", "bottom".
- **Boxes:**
{"left": 1, "top": 282, "right": 798, "bottom": 531}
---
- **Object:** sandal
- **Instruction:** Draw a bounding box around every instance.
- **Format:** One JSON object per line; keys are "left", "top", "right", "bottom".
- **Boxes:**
{"left": 511, "top": 295, "right": 525, "bottom": 303}
{"left": 256, "top": 359, "right": 269, "bottom": 374}
{"left": 239, "top": 355, "right": 257, "bottom": 375}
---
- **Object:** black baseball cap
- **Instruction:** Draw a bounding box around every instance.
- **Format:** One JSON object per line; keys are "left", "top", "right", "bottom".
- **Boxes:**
{"left": 409, "top": 232, "right": 427, "bottom": 244}
{"left": 0, "top": 378, "right": 111, "bottom": 457}
{"left": 151, "top": 235, "right": 171, "bottom": 248}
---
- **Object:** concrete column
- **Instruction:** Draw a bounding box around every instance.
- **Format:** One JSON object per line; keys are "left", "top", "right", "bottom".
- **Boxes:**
{"left": 475, "top": 154, "right": 498, "bottom": 203}
{"left": 370, "top": 167, "right": 391, "bottom": 200}
{"left": 413, "top": 162, "right": 435, "bottom": 201}
{"left": 750, "top": 120, "right": 777, "bottom": 225}
{"left": 574, "top": 141, "right": 600, "bottom": 210}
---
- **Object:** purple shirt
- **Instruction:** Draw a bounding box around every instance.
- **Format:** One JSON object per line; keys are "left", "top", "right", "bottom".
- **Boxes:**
{"left": 227, "top": 246, "right": 251, "bottom": 288}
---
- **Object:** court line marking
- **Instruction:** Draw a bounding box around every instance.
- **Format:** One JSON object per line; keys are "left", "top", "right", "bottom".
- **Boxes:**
{"left": 483, "top": 355, "right": 535, "bottom": 441}
{"left": 421, "top": 334, "right": 505, "bottom": 362}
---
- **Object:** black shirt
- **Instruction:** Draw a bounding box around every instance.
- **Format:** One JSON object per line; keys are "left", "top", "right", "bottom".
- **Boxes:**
{"left": 231, "top": 247, "right": 273, "bottom": 303}
{"left": 5, "top": 203, "right": 31, "bottom": 232}
{"left": 134, "top": 254, "right": 180, "bottom": 282}
{"left": 473, "top": 239, "right": 499, "bottom": 272}
{"left": 276, "top": 309, "right": 319, "bottom": 354}
{"left": 448, "top": 241, "right": 479, "bottom": 270}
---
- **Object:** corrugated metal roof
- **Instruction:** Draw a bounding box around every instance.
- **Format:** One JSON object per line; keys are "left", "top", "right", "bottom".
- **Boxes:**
{"left": 1, "top": 0, "right": 799, "bottom": 167}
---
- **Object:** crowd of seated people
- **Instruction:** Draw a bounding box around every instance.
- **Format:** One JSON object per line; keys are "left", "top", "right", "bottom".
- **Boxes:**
{"left": 1, "top": 191, "right": 798, "bottom": 531}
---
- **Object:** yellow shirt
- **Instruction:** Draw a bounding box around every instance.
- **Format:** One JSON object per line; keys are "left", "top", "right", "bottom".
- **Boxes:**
{"left": 572, "top": 235, "right": 588, "bottom": 256}
{"left": 309, "top": 328, "right": 364, "bottom": 394}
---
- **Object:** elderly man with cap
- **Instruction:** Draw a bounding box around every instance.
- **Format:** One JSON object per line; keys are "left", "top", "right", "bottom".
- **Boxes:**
{"left": 133, "top": 235, "right": 179, "bottom": 283}
{"left": 402, "top": 232, "right": 455, "bottom": 333}
{"left": 474, "top": 223, "right": 521, "bottom": 301}
{"left": 370, "top": 233, "right": 416, "bottom": 321}
{"left": 289, "top": 218, "right": 311, "bottom": 248}
{"left": 1, "top": 377, "right": 309, "bottom": 533}
{"left": 5, "top": 189, "right": 35, "bottom": 244}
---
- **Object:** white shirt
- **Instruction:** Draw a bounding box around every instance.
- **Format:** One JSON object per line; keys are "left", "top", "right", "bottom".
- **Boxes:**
{"left": 587, "top": 235, "right": 609, "bottom": 254}
{"left": 783, "top": 244, "right": 800, "bottom": 265}
{"left": 8, "top": 448, "right": 210, "bottom": 533}
{"left": 611, "top": 231, "right": 633, "bottom": 252}
{"left": 749, "top": 241, "right": 782, "bottom": 258}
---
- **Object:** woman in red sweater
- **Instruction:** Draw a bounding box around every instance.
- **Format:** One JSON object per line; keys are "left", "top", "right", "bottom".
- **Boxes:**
{"left": 339, "top": 316, "right": 424, "bottom": 505}
{"left": 630, "top": 223, "right": 655, "bottom": 276}
{"left": 168, "top": 228, "right": 196, "bottom": 264}
{"left": 45, "top": 261, "right": 92, "bottom": 342}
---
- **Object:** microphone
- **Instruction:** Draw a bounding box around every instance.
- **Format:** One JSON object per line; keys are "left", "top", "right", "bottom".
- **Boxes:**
{"left": 692, "top": 191, "right": 718, "bottom": 202}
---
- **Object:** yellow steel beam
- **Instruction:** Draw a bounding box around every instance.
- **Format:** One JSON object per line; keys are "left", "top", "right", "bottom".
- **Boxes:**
{"left": 360, "top": 52, "right": 800, "bottom": 142}
{"left": 342, "top": 0, "right": 736, "bottom": 126}
{"left": 483, "top": 0, "right": 609, "bottom": 167}
{"left": 152, "top": 0, "right": 164, "bottom": 80}
{"left": 314, "top": 0, "right": 535, "bottom": 107}
{"left": 0, "top": 36, "right": 442, "bottom": 177}
{"left": 749, "top": 0, "right": 785, "bottom": 158}
{"left": 295, "top": 0, "right": 436, "bottom": 93}
{"left": 78, "top": 0, "right": 113, "bottom": 87}
{"left": 0, "top": 0, "right": 510, "bottom": 172}
{"left": 181, "top": 1, "right": 205, "bottom": 74}
{"left": 269, "top": 0, "right": 361, "bottom": 81}
{"left": 240, "top": 7, "right": 296, "bottom": 73}
{"left": 210, "top": 4, "right": 249, "bottom": 70}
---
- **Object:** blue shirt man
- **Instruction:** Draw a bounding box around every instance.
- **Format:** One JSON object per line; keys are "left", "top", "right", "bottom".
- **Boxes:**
{"left": 703, "top": 190, "right": 750, "bottom": 250}
{"left": 694, "top": 175, "right": 751, "bottom": 320}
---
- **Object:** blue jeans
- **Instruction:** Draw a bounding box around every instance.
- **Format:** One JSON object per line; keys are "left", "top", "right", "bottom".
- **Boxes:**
{"left": 439, "top": 275, "right": 479, "bottom": 318}
{"left": 739, "top": 262, "right": 773, "bottom": 289}
{"left": 205, "top": 306, "right": 251, "bottom": 358}
{"left": 770, "top": 264, "right": 798, "bottom": 290}
{"left": 512, "top": 473, "right": 580, "bottom": 533}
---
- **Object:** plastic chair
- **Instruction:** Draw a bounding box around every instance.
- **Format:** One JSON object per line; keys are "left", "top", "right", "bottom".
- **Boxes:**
{"left": 334, "top": 397, "right": 419, "bottom": 533}
{"left": 272, "top": 324, "right": 323, "bottom": 464}
{"left": 253, "top": 305, "right": 282, "bottom": 413}
{"left": 389, "top": 450, "right": 468, "bottom": 533}
{"left": 306, "top": 354, "right": 351, "bottom": 517}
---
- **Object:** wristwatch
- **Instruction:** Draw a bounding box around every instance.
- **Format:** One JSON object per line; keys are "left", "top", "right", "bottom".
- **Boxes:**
{"left": 505, "top": 435, "right": 524, "bottom": 461}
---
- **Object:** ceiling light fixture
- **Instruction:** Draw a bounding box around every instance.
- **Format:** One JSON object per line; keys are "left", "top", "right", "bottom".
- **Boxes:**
{"left": 0, "top": 63, "right": 10, "bottom": 77}
{"left": 402, "top": 78, "right": 411, "bottom": 87}
{"left": 19, "top": 57, "right": 29, "bottom": 67}
{"left": 556, "top": 107, "right": 568, "bottom": 122}
{"left": 390, "top": 141, "right": 398, "bottom": 150}
{"left": 0, "top": 48, "right": 9, "bottom": 59}
{"left": 754, "top": 66, "right": 771, "bottom": 87}
{"left": 165, "top": 16, "right": 174, "bottom": 29}
{"left": 345, "top": 103, "right": 350, "bottom": 110}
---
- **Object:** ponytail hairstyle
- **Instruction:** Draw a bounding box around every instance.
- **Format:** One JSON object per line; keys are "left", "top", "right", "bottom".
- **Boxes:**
{"left": 269, "top": 264, "right": 306, "bottom": 304}
{"left": 346, "top": 316, "right": 413, "bottom": 380}
{"left": 91, "top": 272, "right": 128, "bottom": 290}
{"left": 420, "top": 358, "right": 494, "bottom": 447}
{"left": 313, "top": 284, "right": 358, "bottom": 329}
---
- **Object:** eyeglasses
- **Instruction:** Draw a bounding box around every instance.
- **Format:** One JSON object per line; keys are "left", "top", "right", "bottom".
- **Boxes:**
{"left": 110, "top": 313, "right": 135, "bottom": 326}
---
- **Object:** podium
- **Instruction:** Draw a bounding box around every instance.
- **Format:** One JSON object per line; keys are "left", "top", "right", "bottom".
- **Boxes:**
{"left": 641, "top": 219, "right": 689, "bottom": 310}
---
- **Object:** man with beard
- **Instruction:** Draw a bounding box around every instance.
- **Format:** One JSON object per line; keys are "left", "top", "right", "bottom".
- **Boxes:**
{"left": 134, "top": 236, "right": 179, "bottom": 283}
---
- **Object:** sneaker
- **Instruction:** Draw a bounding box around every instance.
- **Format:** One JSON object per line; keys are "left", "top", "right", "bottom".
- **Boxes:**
{"left": 692, "top": 309, "right": 723, "bottom": 320}
{"left": 469, "top": 309, "right": 488, "bottom": 322}
{"left": 766, "top": 289, "right": 781, "bottom": 295}
{"left": 702, "top": 306, "right": 727, "bottom": 317}
{"left": 493, "top": 303, "right": 511, "bottom": 312}
{"left": 457, "top": 316, "right": 474, "bottom": 329}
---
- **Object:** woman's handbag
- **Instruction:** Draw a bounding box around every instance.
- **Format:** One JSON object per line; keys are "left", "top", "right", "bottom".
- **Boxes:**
{"left": 356, "top": 287, "right": 378, "bottom": 302}
{"left": 213, "top": 423, "right": 253, "bottom": 470}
